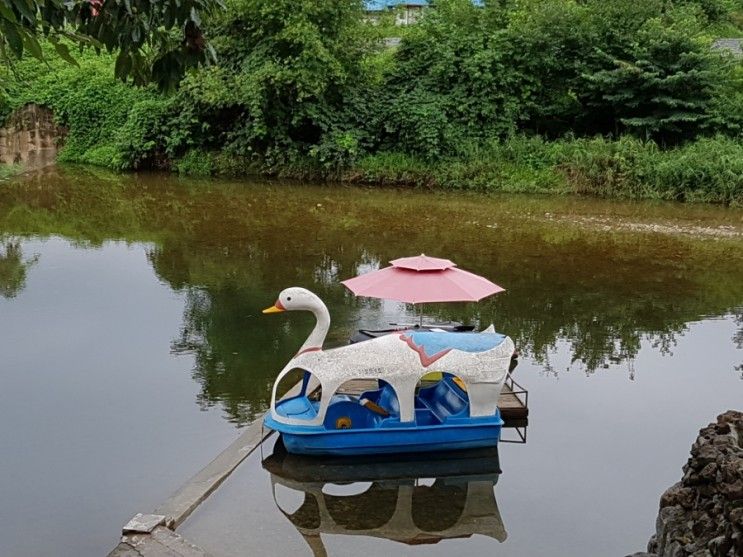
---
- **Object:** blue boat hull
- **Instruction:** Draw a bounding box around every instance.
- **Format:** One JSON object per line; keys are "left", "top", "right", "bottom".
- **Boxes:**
{"left": 265, "top": 374, "right": 505, "bottom": 456}
{"left": 264, "top": 414, "right": 504, "bottom": 456}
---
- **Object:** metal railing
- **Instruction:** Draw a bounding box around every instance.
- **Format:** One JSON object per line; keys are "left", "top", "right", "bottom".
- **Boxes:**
{"left": 500, "top": 373, "right": 529, "bottom": 444}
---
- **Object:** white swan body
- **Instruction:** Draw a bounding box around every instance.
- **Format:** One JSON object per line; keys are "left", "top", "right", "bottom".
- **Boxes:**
{"left": 264, "top": 288, "right": 514, "bottom": 427}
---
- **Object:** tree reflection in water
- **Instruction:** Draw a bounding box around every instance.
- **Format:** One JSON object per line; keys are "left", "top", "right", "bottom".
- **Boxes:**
{"left": 0, "top": 239, "right": 38, "bottom": 299}
{"left": 151, "top": 237, "right": 743, "bottom": 423}
{"left": 1, "top": 169, "right": 741, "bottom": 424}
{"left": 734, "top": 310, "right": 743, "bottom": 378}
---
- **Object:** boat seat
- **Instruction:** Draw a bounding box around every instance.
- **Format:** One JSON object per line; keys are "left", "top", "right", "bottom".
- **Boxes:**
{"left": 358, "top": 382, "right": 400, "bottom": 418}
{"left": 417, "top": 378, "right": 468, "bottom": 422}
{"left": 328, "top": 393, "right": 357, "bottom": 405}
{"left": 377, "top": 383, "right": 400, "bottom": 416}
{"left": 323, "top": 401, "right": 382, "bottom": 430}
{"left": 276, "top": 395, "right": 318, "bottom": 420}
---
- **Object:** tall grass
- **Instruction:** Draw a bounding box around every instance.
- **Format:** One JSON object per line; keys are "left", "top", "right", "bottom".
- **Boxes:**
{"left": 553, "top": 136, "right": 743, "bottom": 204}
{"left": 352, "top": 135, "right": 743, "bottom": 205}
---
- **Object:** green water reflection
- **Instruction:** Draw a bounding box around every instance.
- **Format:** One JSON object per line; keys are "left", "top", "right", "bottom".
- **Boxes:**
{"left": 0, "top": 239, "right": 39, "bottom": 298}
{"left": 1, "top": 166, "right": 742, "bottom": 425}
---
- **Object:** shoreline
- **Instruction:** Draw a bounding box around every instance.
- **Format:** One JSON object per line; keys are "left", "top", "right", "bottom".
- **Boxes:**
{"left": 4, "top": 161, "right": 743, "bottom": 242}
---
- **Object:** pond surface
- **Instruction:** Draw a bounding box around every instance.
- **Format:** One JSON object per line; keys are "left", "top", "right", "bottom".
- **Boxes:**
{"left": 0, "top": 166, "right": 741, "bottom": 556}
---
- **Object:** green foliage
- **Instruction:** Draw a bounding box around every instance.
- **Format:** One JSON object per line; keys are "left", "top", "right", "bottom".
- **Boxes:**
{"left": 1, "top": 48, "right": 149, "bottom": 165}
{"left": 706, "top": 62, "right": 743, "bottom": 134}
{"left": 355, "top": 135, "right": 743, "bottom": 205}
{"left": 502, "top": 0, "right": 735, "bottom": 140}
{"left": 377, "top": 0, "right": 525, "bottom": 159}
{"left": 176, "top": 0, "right": 374, "bottom": 168}
{"left": 504, "top": 0, "right": 598, "bottom": 136}
{"left": 2, "top": 0, "right": 742, "bottom": 204}
{"left": 676, "top": 0, "right": 739, "bottom": 23}
{"left": 175, "top": 149, "right": 214, "bottom": 175}
{"left": 0, "top": 0, "right": 221, "bottom": 90}
{"left": 585, "top": 11, "right": 724, "bottom": 141}
{"left": 548, "top": 134, "right": 743, "bottom": 203}
{"left": 628, "top": 135, "right": 743, "bottom": 203}
{"left": 114, "top": 98, "right": 175, "bottom": 169}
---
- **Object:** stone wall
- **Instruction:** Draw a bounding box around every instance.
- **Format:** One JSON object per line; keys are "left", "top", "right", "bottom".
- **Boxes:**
{"left": 629, "top": 411, "right": 743, "bottom": 557}
{"left": 0, "top": 104, "right": 63, "bottom": 169}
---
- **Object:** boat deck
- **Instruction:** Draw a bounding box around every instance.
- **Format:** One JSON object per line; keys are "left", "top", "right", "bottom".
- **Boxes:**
{"left": 336, "top": 374, "right": 529, "bottom": 427}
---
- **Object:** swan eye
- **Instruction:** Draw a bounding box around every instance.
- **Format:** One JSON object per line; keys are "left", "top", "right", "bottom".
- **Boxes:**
{"left": 287, "top": 297, "right": 292, "bottom": 301}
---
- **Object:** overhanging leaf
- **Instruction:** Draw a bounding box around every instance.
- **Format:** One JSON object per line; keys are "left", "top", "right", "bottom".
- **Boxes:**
{"left": 2, "top": 21, "right": 24, "bottom": 58}
{"left": 51, "top": 38, "right": 78, "bottom": 66}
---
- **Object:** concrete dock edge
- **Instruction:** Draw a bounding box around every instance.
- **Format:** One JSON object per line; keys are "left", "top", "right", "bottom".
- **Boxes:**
{"left": 107, "top": 381, "right": 303, "bottom": 556}
{"left": 157, "top": 381, "right": 305, "bottom": 528}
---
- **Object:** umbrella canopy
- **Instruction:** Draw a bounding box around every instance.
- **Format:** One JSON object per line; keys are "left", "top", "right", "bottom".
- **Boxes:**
{"left": 341, "top": 255, "right": 504, "bottom": 304}
{"left": 390, "top": 254, "right": 456, "bottom": 271}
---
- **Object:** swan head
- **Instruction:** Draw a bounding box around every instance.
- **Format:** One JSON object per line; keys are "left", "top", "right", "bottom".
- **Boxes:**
{"left": 262, "top": 287, "right": 326, "bottom": 314}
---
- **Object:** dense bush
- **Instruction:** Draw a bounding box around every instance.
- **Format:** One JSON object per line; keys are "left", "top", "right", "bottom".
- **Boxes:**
{"left": 1, "top": 0, "right": 742, "bottom": 204}
{"left": 374, "top": 0, "right": 525, "bottom": 158}
{"left": 173, "top": 0, "right": 375, "bottom": 168}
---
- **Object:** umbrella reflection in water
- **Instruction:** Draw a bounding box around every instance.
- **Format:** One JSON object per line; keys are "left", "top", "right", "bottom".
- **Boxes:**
{"left": 262, "top": 437, "right": 507, "bottom": 556}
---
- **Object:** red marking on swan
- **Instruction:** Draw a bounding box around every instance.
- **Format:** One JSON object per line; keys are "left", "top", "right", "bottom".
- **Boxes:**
{"left": 399, "top": 334, "right": 452, "bottom": 367}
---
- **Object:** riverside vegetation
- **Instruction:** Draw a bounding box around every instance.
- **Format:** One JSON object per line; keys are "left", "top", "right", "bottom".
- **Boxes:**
{"left": 2, "top": 0, "right": 743, "bottom": 204}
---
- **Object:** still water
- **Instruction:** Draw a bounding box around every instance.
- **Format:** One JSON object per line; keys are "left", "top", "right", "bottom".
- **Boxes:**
{"left": 0, "top": 166, "right": 741, "bottom": 556}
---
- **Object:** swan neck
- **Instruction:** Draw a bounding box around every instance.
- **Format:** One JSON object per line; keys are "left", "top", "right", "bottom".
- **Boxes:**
{"left": 299, "top": 302, "right": 330, "bottom": 353}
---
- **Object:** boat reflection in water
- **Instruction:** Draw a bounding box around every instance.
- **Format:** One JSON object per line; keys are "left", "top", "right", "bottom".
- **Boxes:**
{"left": 261, "top": 438, "right": 506, "bottom": 555}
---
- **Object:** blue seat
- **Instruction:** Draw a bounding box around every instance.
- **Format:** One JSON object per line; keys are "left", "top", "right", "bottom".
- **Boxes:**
{"left": 323, "top": 401, "right": 382, "bottom": 430}
{"left": 359, "top": 382, "right": 400, "bottom": 417}
{"left": 417, "top": 379, "right": 468, "bottom": 421}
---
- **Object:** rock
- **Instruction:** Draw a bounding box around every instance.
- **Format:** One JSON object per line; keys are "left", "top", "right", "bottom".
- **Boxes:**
{"left": 631, "top": 411, "right": 743, "bottom": 557}
{"left": 706, "top": 535, "right": 729, "bottom": 556}
{"left": 699, "top": 463, "right": 718, "bottom": 482}
{"left": 660, "top": 483, "right": 696, "bottom": 509}
{"left": 720, "top": 479, "right": 743, "bottom": 500}
{"left": 649, "top": 534, "right": 659, "bottom": 553}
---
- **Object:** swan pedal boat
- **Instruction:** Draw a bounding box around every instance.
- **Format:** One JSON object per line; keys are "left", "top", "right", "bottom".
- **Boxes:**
{"left": 263, "top": 288, "right": 515, "bottom": 456}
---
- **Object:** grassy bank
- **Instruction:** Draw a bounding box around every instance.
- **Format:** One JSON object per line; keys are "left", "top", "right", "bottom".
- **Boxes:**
{"left": 170, "top": 136, "right": 743, "bottom": 206}
{"left": 352, "top": 136, "right": 743, "bottom": 205}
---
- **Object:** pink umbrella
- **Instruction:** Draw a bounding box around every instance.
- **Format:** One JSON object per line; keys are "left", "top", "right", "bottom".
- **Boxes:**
{"left": 341, "top": 254, "right": 504, "bottom": 305}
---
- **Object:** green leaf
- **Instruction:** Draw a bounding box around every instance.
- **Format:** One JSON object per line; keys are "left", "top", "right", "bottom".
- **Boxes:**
{"left": 10, "top": 0, "right": 35, "bottom": 22}
{"left": 22, "top": 31, "right": 43, "bottom": 61}
{"left": 51, "top": 39, "right": 78, "bottom": 66}
{"left": 0, "top": 3, "right": 18, "bottom": 23}
{"left": 2, "top": 21, "right": 24, "bottom": 58}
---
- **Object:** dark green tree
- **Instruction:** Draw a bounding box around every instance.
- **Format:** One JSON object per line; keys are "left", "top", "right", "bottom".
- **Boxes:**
{"left": 504, "top": 0, "right": 597, "bottom": 136}
{"left": 378, "top": 0, "right": 527, "bottom": 159}
{"left": 174, "top": 0, "right": 372, "bottom": 167}
{"left": 585, "top": 14, "right": 724, "bottom": 141}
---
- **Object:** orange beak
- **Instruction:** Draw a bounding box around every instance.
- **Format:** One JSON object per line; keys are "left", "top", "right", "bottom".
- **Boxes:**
{"left": 262, "top": 299, "right": 285, "bottom": 314}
